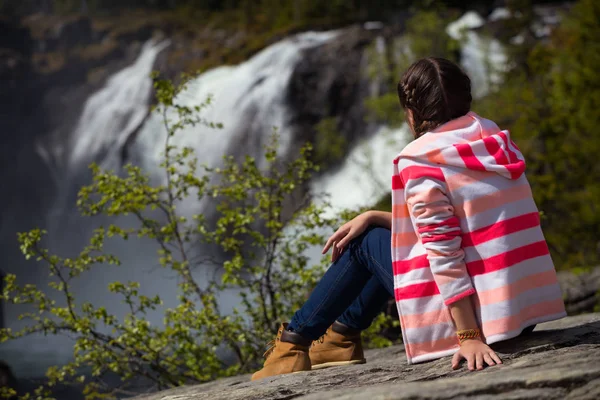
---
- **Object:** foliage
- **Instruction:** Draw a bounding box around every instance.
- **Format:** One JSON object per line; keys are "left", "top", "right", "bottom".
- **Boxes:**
{"left": 313, "top": 117, "right": 347, "bottom": 169}
{"left": 364, "top": 9, "right": 460, "bottom": 129}
{"left": 0, "top": 73, "right": 369, "bottom": 399}
{"left": 372, "top": 193, "right": 392, "bottom": 213}
{"left": 402, "top": 9, "right": 460, "bottom": 63}
{"left": 474, "top": 0, "right": 600, "bottom": 268}
{"left": 3, "top": 0, "right": 541, "bottom": 32}
{"left": 364, "top": 94, "right": 405, "bottom": 128}
{"left": 361, "top": 312, "right": 400, "bottom": 348}
{"left": 1, "top": 0, "right": 494, "bottom": 19}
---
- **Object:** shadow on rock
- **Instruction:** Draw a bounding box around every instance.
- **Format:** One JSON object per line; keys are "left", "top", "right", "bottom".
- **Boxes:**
{"left": 491, "top": 320, "right": 600, "bottom": 358}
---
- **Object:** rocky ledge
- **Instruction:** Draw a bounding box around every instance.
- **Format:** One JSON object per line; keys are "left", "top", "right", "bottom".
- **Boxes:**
{"left": 134, "top": 312, "right": 600, "bottom": 400}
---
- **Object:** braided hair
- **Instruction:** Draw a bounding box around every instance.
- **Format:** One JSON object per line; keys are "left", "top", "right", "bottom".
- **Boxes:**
{"left": 397, "top": 58, "right": 472, "bottom": 138}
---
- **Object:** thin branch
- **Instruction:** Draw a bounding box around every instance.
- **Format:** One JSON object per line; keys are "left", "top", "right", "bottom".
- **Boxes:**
{"left": 33, "top": 244, "right": 80, "bottom": 326}
{"left": 161, "top": 108, "right": 206, "bottom": 303}
{"left": 264, "top": 181, "right": 280, "bottom": 329}
{"left": 160, "top": 103, "right": 247, "bottom": 368}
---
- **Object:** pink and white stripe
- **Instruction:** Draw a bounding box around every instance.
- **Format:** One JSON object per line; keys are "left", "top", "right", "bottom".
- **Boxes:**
{"left": 391, "top": 112, "right": 566, "bottom": 364}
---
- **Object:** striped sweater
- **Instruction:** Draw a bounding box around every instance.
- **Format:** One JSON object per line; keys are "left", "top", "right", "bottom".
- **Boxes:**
{"left": 392, "top": 112, "right": 566, "bottom": 364}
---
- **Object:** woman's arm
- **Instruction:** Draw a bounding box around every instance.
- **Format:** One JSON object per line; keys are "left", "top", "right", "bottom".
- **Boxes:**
{"left": 365, "top": 210, "right": 392, "bottom": 230}
{"left": 449, "top": 296, "right": 503, "bottom": 370}
{"left": 322, "top": 210, "right": 391, "bottom": 262}
{"left": 403, "top": 172, "right": 474, "bottom": 306}
{"left": 447, "top": 296, "right": 479, "bottom": 331}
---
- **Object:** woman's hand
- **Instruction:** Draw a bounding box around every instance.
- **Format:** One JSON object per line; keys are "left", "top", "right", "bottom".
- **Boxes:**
{"left": 322, "top": 212, "right": 372, "bottom": 262}
{"left": 451, "top": 339, "right": 502, "bottom": 371}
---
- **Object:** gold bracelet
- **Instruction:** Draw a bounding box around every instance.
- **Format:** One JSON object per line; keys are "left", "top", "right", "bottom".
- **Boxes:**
{"left": 456, "top": 328, "right": 481, "bottom": 344}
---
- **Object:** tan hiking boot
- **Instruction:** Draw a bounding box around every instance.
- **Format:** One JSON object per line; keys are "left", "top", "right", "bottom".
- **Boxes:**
{"left": 309, "top": 321, "right": 366, "bottom": 370}
{"left": 251, "top": 323, "right": 312, "bottom": 381}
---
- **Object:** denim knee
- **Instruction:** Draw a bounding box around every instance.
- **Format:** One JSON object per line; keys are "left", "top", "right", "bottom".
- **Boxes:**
{"left": 364, "top": 225, "right": 391, "bottom": 239}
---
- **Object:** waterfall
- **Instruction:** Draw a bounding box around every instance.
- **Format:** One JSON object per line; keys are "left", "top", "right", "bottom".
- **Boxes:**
{"left": 36, "top": 39, "right": 171, "bottom": 245}
{"left": 68, "top": 41, "right": 171, "bottom": 173}
{"left": 446, "top": 11, "right": 508, "bottom": 99}
{"left": 130, "top": 31, "right": 338, "bottom": 216}
{"left": 3, "top": 31, "right": 341, "bottom": 379}
{"left": 43, "top": 40, "right": 170, "bottom": 230}
{"left": 311, "top": 125, "right": 410, "bottom": 216}
{"left": 38, "top": 40, "right": 170, "bottom": 186}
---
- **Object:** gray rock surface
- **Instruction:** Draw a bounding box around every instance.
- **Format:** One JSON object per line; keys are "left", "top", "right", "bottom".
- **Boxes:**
{"left": 134, "top": 313, "right": 600, "bottom": 400}
{"left": 558, "top": 267, "right": 600, "bottom": 314}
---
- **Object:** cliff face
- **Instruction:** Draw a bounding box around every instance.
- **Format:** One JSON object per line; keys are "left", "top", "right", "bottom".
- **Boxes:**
{"left": 133, "top": 313, "right": 600, "bottom": 400}
{"left": 0, "top": 14, "right": 156, "bottom": 243}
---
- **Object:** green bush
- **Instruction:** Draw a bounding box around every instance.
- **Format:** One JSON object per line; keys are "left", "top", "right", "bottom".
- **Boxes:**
{"left": 314, "top": 117, "right": 347, "bottom": 169}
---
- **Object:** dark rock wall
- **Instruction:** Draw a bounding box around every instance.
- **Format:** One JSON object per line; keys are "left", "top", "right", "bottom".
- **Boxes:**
{"left": 558, "top": 267, "right": 600, "bottom": 315}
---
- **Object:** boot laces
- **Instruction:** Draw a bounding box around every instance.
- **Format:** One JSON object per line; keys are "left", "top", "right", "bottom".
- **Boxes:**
{"left": 263, "top": 340, "right": 277, "bottom": 359}
{"left": 314, "top": 330, "right": 328, "bottom": 345}
{"left": 263, "top": 326, "right": 284, "bottom": 359}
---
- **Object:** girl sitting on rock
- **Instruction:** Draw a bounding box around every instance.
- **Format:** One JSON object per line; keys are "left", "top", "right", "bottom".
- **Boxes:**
{"left": 252, "top": 57, "right": 566, "bottom": 381}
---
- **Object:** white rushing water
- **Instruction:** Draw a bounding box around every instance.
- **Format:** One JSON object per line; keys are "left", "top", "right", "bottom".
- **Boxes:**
{"left": 38, "top": 40, "right": 170, "bottom": 187}
{"left": 446, "top": 11, "right": 508, "bottom": 99}
{"left": 68, "top": 40, "right": 171, "bottom": 172}
{"left": 41, "top": 39, "right": 171, "bottom": 235}
{"left": 131, "top": 31, "right": 339, "bottom": 216}
{"left": 311, "top": 125, "right": 410, "bottom": 216}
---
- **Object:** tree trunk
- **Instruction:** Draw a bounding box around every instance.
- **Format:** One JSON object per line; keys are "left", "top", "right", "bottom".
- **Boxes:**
{"left": 242, "top": 0, "right": 254, "bottom": 27}
{"left": 293, "top": 0, "right": 302, "bottom": 23}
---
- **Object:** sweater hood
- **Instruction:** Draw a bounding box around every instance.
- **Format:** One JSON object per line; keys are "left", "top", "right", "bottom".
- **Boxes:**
{"left": 400, "top": 112, "right": 526, "bottom": 180}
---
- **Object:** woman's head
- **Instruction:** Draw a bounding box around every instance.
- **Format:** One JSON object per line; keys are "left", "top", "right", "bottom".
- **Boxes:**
{"left": 398, "top": 57, "right": 472, "bottom": 138}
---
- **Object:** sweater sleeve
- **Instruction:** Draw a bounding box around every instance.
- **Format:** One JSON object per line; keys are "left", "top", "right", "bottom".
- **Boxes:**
{"left": 403, "top": 166, "right": 475, "bottom": 305}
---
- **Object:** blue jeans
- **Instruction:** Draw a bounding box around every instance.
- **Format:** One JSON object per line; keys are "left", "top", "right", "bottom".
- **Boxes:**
{"left": 288, "top": 226, "right": 394, "bottom": 340}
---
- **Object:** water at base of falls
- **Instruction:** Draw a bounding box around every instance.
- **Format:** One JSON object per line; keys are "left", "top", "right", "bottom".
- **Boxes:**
{"left": 311, "top": 124, "right": 410, "bottom": 216}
